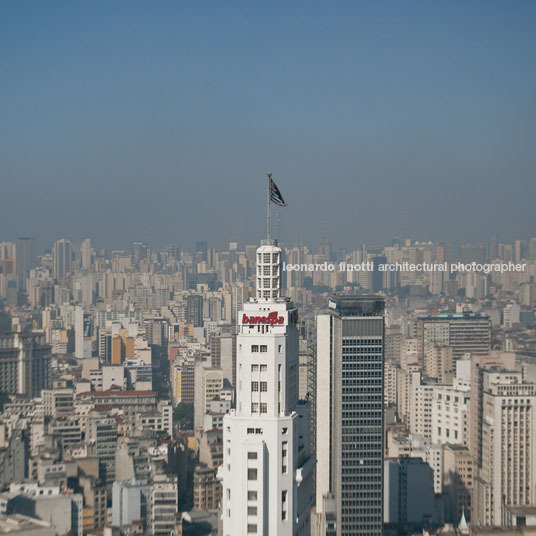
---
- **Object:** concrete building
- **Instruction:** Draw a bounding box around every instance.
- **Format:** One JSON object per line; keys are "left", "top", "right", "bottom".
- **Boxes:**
{"left": 416, "top": 312, "right": 491, "bottom": 364}
{"left": 384, "top": 457, "right": 441, "bottom": 525}
{"left": 431, "top": 381, "right": 470, "bottom": 446}
{"left": 473, "top": 369, "right": 536, "bottom": 526}
{"left": 210, "top": 332, "right": 236, "bottom": 387}
{"left": 443, "top": 444, "right": 473, "bottom": 523}
{"left": 316, "top": 296, "right": 384, "bottom": 536}
{"left": 151, "top": 476, "right": 178, "bottom": 536}
{"left": 0, "top": 332, "right": 51, "bottom": 397}
{"left": 424, "top": 344, "right": 453, "bottom": 384}
{"left": 53, "top": 239, "right": 72, "bottom": 280}
{"left": 15, "top": 237, "right": 36, "bottom": 293}
{"left": 112, "top": 478, "right": 151, "bottom": 532}
{"left": 193, "top": 464, "right": 221, "bottom": 510}
{"left": 5, "top": 482, "right": 83, "bottom": 536}
{"left": 220, "top": 240, "right": 314, "bottom": 536}
{"left": 86, "top": 412, "right": 118, "bottom": 489}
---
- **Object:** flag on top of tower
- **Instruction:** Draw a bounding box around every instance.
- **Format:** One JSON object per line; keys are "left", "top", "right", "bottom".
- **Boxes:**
{"left": 268, "top": 173, "right": 287, "bottom": 207}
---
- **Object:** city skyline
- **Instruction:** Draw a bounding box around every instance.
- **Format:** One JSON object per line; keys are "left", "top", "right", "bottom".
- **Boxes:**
{"left": 0, "top": 230, "right": 532, "bottom": 259}
{"left": 2, "top": 2, "right": 536, "bottom": 534}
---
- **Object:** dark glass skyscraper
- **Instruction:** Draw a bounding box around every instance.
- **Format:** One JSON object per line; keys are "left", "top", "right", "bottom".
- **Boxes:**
{"left": 315, "top": 296, "right": 385, "bottom": 536}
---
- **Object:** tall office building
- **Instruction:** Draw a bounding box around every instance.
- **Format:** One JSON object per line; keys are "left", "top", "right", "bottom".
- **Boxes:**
{"left": 86, "top": 411, "right": 118, "bottom": 489}
{"left": 15, "top": 237, "right": 36, "bottom": 292}
{"left": 315, "top": 296, "right": 385, "bottom": 536}
{"left": 0, "top": 332, "right": 51, "bottom": 397}
{"left": 211, "top": 332, "right": 237, "bottom": 387}
{"left": 53, "top": 238, "right": 73, "bottom": 280}
{"left": 468, "top": 351, "right": 516, "bottom": 472}
{"left": 195, "top": 240, "right": 208, "bottom": 262}
{"left": 132, "top": 242, "right": 147, "bottom": 264}
{"left": 220, "top": 240, "right": 314, "bottom": 536}
{"left": 74, "top": 305, "right": 93, "bottom": 359}
{"left": 187, "top": 294, "right": 204, "bottom": 327}
{"left": 416, "top": 312, "right": 491, "bottom": 364}
{"left": 472, "top": 369, "right": 536, "bottom": 526}
{"left": 81, "top": 238, "right": 92, "bottom": 269}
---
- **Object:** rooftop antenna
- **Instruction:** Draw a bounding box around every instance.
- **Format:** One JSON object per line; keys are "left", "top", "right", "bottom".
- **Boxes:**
{"left": 266, "top": 173, "right": 272, "bottom": 242}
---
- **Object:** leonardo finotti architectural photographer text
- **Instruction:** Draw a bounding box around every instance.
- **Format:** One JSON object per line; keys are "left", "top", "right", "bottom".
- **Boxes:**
{"left": 282, "top": 261, "right": 526, "bottom": 274}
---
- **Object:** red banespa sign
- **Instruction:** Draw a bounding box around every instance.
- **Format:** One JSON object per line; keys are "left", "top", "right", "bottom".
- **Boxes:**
{"left": 242, "top": 311, "right": 285, "bottom": 325}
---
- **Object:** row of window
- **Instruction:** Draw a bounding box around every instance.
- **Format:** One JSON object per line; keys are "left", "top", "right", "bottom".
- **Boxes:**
{"left": 251, "top": 345, "right": 283, "bottom": 353}
{"left": 258, "top": 253, "right": 279, "bottom": 263}
{"left": 257, "top": 278, "right": 280, "bottom": 289}
{"left": 342, "top": 348, "right": 382, "bottom": 354}
{"left": 260, "top": 266, "right": 279, "bottom": 275}
{"left": 342, "top": 363, "right": 383, "bottom": 370}
{"left": 343, "top": 339, "right": 382, "bottom": 344}
{"left": 251, "top": 403, "right": 267, "bottom": 414}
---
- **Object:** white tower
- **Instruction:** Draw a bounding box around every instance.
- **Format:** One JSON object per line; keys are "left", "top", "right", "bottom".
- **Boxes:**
{"left": 255, "top": 242, "right": 282, "bottom": 300}
{"left": 219, "top": 238, "right": 314, "bottom": 536}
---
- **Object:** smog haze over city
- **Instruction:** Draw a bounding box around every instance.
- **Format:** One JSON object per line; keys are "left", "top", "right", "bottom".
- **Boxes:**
{"left": 2, "top": 3, "right": 536, "bottom": 536}
{"left": 2, "top": 1, "right": 536, "bottom": 250}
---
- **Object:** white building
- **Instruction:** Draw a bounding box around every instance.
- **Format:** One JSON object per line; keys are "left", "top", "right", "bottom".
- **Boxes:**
{"left": 473, "top": 369, "right": 536, "bottom": 526}
{"left": 409, "top": 371, "right": 435, "bottom": 439}
{"left": 431, "top": 381, "right": 470, "bottom": 446}
{"left": 220, "top": 240, "right": 314, "bottom": 536}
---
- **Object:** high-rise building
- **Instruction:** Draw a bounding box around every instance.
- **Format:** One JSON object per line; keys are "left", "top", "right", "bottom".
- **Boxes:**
{"left": 80, "top": 238, "right": 92, "bottom": 270}
{"left": 15, "top": 237, "right": 36, "bottom": 292}
{"left": 220, "top": 239, "right": 314, "bottom": 536}
{"left": 384, "top": 457, "right": 440, "bottom": 525}
{"left": 0, "top": 332, "right": 51, "bottom": 397}
{"left": 132, "top": 242, "right": 147, "bottom": 264}
{"left": 315, "top": 296, "right": 385, "bottom": 536}
{"left": 194, "top": 364, "right": 223, "bottom": 435}
{"left": 416, "top": 312, "right": 491, "bottom": 364}
{"left": 468, "top": 351, "right": 516, "bottom": 473}
{"left": 86, "top": 411, "right": 118, "bottom": 489}
{"left": 53, "top": 238, "right": 73, "bottom": 280}
{"left": 472, "top": 369, "right": 536, "bottom": 526}
{"left": 211, "top": 332, "right": 236, "bottom": 387}
{"left": 187, "top": 294, "right": 204, "bottom": 327}
{"left": 74, "top": 305, "right": 93, "bottom": 359}
{"left": 424, "top": 344, "right": 453, "bottom": 383}
{"left": 443, "top": 445, "right": 473, "bottom": 523}
{"left": 151, "top": 476, "right": 178, "bottom": 536}
{"left": 195, "top": 240, "right": 208, "bottom": 262}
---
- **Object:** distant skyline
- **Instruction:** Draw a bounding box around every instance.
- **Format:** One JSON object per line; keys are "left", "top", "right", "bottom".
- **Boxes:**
{"left": 2, "top": 1, "right": 535, "bottom": 250}
{"left": 3, "top": 230, "right": 530, "bottom": 259}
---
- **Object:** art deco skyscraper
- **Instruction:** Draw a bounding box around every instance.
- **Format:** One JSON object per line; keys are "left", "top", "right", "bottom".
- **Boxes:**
{"left": 220, "top": 239, "right": 314, "bottom": 535}
{"left": 315, "top": 296, "right": 385, "bottom": 536}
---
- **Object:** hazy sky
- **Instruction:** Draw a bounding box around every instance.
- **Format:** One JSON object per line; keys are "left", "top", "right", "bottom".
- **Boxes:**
{"left": 2, "top": 1, "right": 535, "bottom": 252}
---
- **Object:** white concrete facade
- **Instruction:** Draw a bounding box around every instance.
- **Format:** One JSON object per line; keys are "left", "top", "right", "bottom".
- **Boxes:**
{"left": 220, "top": 242, "right": 313, "bottom": 536}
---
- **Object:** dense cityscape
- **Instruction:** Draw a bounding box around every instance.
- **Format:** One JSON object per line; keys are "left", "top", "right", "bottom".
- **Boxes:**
{"left": 1, "top": 230, "right": 536, "bottom": 535}
{"left": 3, "top": 1, "right": 536, "bottom": 534}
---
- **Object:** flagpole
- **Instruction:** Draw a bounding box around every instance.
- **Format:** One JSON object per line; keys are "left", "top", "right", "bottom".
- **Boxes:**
{"left": 267, "top": 173, "right": 271, "bottom": 241}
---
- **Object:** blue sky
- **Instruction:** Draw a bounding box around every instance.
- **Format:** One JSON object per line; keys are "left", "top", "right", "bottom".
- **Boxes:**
{"left": 1, "top": 1, "right": 535, "bottom": 251}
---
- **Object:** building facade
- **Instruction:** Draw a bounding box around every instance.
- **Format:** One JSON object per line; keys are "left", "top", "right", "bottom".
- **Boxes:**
{"left": 316, "top": 296, "right": 385, "bottom": 536}
{"left": 220, "top": 240, "right": 314, "bottom": 536}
